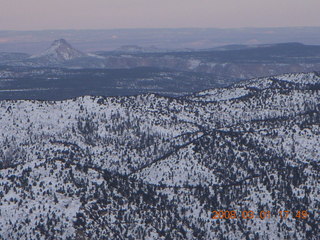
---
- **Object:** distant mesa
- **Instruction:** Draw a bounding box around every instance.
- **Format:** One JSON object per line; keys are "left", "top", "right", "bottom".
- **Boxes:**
{"left": 117, "top": 45, "right": 145, "bottom": 52}
{"left": 115, "top": 45, "right": 163, "bottom": 53}
{"left": 30, "top": 39, "right": 86, "bottom": 62}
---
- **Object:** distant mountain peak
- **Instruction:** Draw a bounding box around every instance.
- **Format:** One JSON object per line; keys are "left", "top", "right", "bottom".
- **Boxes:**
{"left": 31, "top": 39, "right": 86, "bottom": 62}
{"left": 51, "top": 39, "right": 70, "bottom": 47}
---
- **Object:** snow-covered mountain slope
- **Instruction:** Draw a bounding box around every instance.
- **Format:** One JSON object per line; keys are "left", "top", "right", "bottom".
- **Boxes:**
{"left": 0, "top": 72, "right": 319, "bottom": 239}
{"left": 30, "top": 39, "right": 86, "bottom": 62}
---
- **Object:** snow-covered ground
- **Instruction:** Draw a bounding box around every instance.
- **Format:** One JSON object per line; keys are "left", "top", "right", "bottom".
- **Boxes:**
{"left": 0, "top": 72, "right": 319, "bottom": 239}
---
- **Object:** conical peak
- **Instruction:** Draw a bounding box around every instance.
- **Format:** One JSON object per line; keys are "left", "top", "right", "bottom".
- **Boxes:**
{"left": 51, "top": 39, "right": 71, "bottom": 48}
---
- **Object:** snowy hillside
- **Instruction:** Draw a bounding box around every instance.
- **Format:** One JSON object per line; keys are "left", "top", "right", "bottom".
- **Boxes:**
{"left": 0, "top": 72, "right": 319, "bottom": 239}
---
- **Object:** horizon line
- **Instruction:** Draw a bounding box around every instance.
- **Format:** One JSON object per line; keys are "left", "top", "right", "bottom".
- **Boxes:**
{"left": 1, "top": 26, "right": 320, "bottom": 32}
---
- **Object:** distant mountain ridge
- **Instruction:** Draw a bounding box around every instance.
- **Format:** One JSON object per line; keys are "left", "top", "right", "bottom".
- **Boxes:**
{"left": 2, "top": 28, "right": 320, "bottom": 53}
{"left": 1, "top": 40, "right": 320, "bottom": 73}
{"left": 1, "top": 41, "right": 320, "bottom": 98}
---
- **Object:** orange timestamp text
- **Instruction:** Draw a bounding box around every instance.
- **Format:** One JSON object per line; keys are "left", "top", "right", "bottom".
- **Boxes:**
{"left": 211, "top": 210, "right": 309, "bottom": 220}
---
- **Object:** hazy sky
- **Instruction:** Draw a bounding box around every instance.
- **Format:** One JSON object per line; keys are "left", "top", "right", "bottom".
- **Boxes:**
{"left": 1, "top": 0, "right": 320, "bottom": 30}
